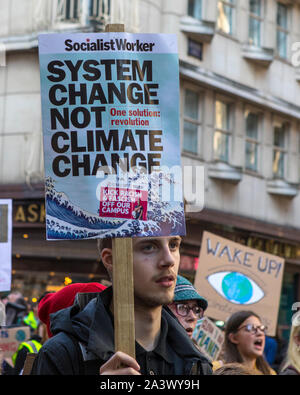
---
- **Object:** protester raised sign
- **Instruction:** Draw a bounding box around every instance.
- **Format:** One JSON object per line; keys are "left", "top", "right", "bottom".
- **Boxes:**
{"left": 0, "top": 326, "right": 30, "bottom": 358}
{"left": 192, "top": 317, "right": 224, "bottom": 361}
{"left": 194, "top": 231, "right": 285, "bottom": 335}
{"left": 38, "top": 33, "right": 185, "bottom": 240}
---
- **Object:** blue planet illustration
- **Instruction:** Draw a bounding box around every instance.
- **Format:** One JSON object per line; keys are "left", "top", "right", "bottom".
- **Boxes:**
{"left": 15, "top": 329, "right": 26, "bottom": 342}
{"left": 222, "top": 272, "right": 253, "bottom": 304}
{"left": 207, "top": 271, "right": 265, "bottom": 305}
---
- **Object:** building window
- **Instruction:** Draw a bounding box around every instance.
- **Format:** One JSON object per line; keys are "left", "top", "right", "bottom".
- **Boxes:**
{"left": 214, "top": 100, "right": 232, "bottom": 162}
{"left": 183, "top": 89, "right": 201, "bottom": 154}
{"left": 249, "top": 0, "right": 263, "bottom": 47}
{"left": 273, "top": 122, "right": 287, "bottom": 178}
{"left": 217, "top": 0, "right": 235, "bottom": 35}
{"left": 55, "top": 0, "right": 111, "bottom": 24}
{"left": 188, "top": 39, "right": 203, "bottom": 60}
{"left": 245, "top": 111, "right": 260, "bottom": 172}
{"left": 276, "top": 3, "right": 289, "bottom": 59}
{"left": 188, "top": 0, "right": 202, "bottom": 20}
{"left": 57, "top": 0, "right": 80, "bottom": 22}
{"left": 89, "top": 0, "right": 110, "bottom": 20}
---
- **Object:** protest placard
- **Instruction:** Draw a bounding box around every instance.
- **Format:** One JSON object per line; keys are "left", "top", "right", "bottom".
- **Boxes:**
{"left": 38, "top": 32, "right": 185, "bottom": 240}
{"left": 194, "top": 232, "right": 285, "bottom": 335}
{"left": 0, "top": 326, "right": 30, "bottom": 358}
{"left": 0, "top": 200, "right": 12, "bottom": 292}
{"left": 192, "top": 317, "right": 224, "bottom": 361}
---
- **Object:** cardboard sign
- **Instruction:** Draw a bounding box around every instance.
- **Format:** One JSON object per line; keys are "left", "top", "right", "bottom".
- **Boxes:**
{"left": 0, "top": 200, "right": 12, "bottom": 292}
{"left": 194, "top": 232, "right": 285, "bottom": 335}
{"left": 0, "top": 326, "right": 30, "bottom": 358}
{"left": 38, "top": 33, "right": 185, "bottom": 240}
{"left": 192, "top": 317, "right": 224, "bottom": 361}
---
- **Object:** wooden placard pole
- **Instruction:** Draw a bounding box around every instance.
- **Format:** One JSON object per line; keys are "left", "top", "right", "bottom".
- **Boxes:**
{"left": 105, "top": 23, "right": 136, "bottom": 359}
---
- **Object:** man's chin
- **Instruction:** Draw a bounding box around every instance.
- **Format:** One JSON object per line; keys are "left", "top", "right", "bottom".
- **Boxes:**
{"left": 136, "top": 291, "right": 174, "bottom": 308}
{"left": 155, "top": 289, "right": 175, "bottom": 306}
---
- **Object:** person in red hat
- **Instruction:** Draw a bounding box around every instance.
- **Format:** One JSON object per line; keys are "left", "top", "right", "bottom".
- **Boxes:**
{"left": 38, "top": 282, "right": 106, "bottom": 339}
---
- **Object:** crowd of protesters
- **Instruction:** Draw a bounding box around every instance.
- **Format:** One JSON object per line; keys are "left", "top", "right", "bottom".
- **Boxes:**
{"left": 0, "top": 291, "right": 42, "bottom": 375}
{"left": 0, "top": 236, "right": 299, "bottom": 376}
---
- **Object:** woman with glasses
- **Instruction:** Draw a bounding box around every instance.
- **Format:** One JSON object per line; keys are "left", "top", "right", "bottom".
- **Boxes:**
{"left": 279, "top": 311, "right": 300, "bottom": 375}
{"left": 213, "top": 310, "right": 276, "bottom": 375}
{"left": 168, "top": 275, "right": 208, "bottom": 339}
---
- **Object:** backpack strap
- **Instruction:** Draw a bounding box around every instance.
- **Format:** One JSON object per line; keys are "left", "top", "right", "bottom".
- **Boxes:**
{"left": 66, "top": 294, "right": 103, "bottom": 374}
{"left": 66, "top": 334, "right": 86, "bottom": 375}
{"left": 78, "top": 342, "right": 98, "bottom": 362}
{"left": 67, "top": 334, "right": 99, "bottom": 375}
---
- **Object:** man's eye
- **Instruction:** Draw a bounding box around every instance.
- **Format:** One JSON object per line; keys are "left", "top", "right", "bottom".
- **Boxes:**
{"left": 170, "top": 241, "right": 180, "bottom": 250}
{"left": 142, "top": 244, "right": 155, "bottom": 251}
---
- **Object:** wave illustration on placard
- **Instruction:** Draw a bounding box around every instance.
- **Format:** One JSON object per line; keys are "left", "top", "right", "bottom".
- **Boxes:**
{"left": 45, "top": 172, "right": 185, "bottom": 240}
{"left": 207, "top": 271, "right": 265, "bottom": 305}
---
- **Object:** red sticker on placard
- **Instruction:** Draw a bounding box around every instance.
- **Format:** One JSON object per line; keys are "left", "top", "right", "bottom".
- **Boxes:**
{"left": 99, "top": 187, "right": 148, "bottom": 220}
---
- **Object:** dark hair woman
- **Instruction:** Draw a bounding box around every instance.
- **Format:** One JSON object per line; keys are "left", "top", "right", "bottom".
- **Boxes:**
{"left": 213, "top": 310, "right": 276, "bottom": 375}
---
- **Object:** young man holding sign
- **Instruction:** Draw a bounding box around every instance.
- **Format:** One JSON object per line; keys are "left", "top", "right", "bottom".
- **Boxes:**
{"left": 31, "top": 236, "right": 212, "bottom": 375}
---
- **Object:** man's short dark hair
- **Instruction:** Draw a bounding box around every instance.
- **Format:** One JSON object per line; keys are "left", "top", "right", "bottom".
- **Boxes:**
{"left": 97, "top": 238, "right": 113, "bottom": 255}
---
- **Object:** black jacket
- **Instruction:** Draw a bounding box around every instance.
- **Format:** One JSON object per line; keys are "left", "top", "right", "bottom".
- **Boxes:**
{"left": 31, "top": 287, "right": 212, "bottom": 375}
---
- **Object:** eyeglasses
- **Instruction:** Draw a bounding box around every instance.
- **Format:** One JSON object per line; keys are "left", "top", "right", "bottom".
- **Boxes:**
{"left": 173, "top": 303, "right": 204, "bottom": 319}
{"left": 237, "top": 324, "right": 268, "bottom": 335}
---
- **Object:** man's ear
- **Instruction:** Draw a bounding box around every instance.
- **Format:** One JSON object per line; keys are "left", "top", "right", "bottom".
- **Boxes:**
{"left": 101, "top": 248, "right": 113, "bottom": 275}
{"left": 228, "top": 332, "right": 239, "bottom": 345}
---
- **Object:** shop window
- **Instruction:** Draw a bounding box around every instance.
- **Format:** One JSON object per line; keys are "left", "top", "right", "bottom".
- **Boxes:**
{"left": 0, "top": 204, "right": 8, "bottom": 243}
{"left": 249, "top": 0, "right": 263, "bottom": 47}
{"left": 188, "top": 0, "right": 202, "bottom": 20}
{"left": 276, "top": 2, "right": 289, "bottom": 59}
{"left": 217, "top": 0, "right": 235, "bottom": 35}
{"left": 245, "top": 111, "right": 260, "bottom": 172}
{"left": 273, "top": 122, "right": 287, "bottom": 179}
{"left": 214, "top": 99, "right": 232, "bottom": 162}
{"left": 183, "top": 89, "right": 202, "bottom": 155}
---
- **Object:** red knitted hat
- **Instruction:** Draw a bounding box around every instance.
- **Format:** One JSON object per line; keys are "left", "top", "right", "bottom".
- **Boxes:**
{"left": 38, "top": 282, "right": 106, "bottom": 338}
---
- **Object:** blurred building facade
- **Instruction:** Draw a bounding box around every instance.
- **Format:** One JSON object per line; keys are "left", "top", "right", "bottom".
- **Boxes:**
{"left": 0, "top": 0, "right": 300, "bottom": 338}
{"left": 175, "top": 0, "right": 300, "bottom": 340}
